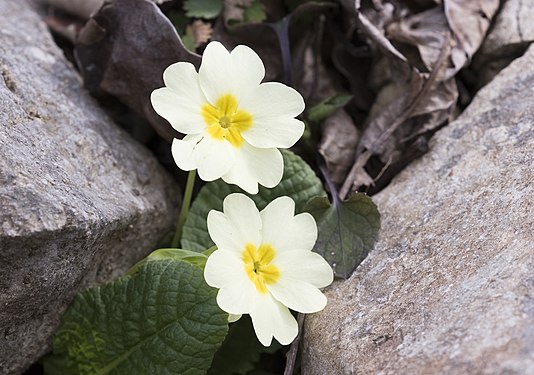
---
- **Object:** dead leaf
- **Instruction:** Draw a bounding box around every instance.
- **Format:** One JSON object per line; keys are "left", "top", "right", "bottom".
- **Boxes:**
{"left": 356, "top": 12, "right": 408, "bottom": 64}
{"left": 188, "top": 20, "right": 213, "bottom": 47}
{"left": 340, "top": 31, "right": 452, "bottom": 198}
{"left": 330, "top": 36, "right": 375, "bottom": 114}
{"left": 338, "top": 0, "right": 498, "bottom": 197}
{"left": 293, "top": 30, "right": 339, "bottom": 105}
{"left": 223, "top": 0, "right": 253, "bottom": 24}
{"left": 319, "top": 109, "right": 360, "bottom": 187}
{"left": 444, "top": 0, "right": 499, "bottom": 73}
{"left": 74, "top": 0, "right": 201, "bottom": 142}
{"left": 386, "top": 7, "right": 449, "bottom": 71}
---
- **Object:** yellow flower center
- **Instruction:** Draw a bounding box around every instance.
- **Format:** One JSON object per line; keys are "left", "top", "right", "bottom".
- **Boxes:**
{"left": 202, "top": 94, "right": 252, "bottom": 147}
{"left": 242, "top": 243, "right": 280, "bottom": 294}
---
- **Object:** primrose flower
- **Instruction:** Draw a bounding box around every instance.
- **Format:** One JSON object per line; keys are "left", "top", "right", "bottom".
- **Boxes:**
{"left": 204, "top": 193, "right": 334, "bottom": 346}
{"left": 151, "top": 41, "right": 305, "bottom": 194}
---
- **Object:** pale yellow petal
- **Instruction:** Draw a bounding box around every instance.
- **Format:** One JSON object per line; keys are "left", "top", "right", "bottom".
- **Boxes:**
{"left": 242, "top": 117, "right": 305, "bottom": 149}
{"left": 221, "top": 144, "right": 283, "bottom": 194}
{"left": 274, "top": 250, "right": 334, "bottom": 288}
{"left": 260, "top": 198, "right": 317, "bottom": 252}
{"left": 267, "top": 277, "right": 327, "bottom": 314}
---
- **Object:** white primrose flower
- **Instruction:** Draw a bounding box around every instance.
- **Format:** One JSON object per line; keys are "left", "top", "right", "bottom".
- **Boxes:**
{"left": 151, "top": 41, "right": 305, "bottom": 194}
{"left": 204, "top": 193, "right": 334, "bottom": 346}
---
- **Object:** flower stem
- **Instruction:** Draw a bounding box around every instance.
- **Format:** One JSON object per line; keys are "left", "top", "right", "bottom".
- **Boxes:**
{"left": 268, "top": 16, "right": 292, "bottom": 86}
{"left": 171, "top": 169, "right": 196, "bottom": 248}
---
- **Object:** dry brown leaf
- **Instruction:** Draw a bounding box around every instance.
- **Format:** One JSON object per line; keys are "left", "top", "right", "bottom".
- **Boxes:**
{"left": 188, "top": 20, "right": 213, "bottom": 47}
{"left": 444, "top": 0, "right": 499, "bottom": 74}
{"left": 75, "top": 0, "right": 201, "bottom": 142}
{"left": 340, "top": 31, "right": 452, "bottom": 198}
{"left": 223, "top": 0, "right": 253, "bottom": 23}
{"left": 319, "top": 109, "right": 361, "bottom": 187}
{"left": 357, "top": 71, "right": 423, "bottom": 160}
{"left": 330, "top": 40, "right": 375, "bottom": 114}
{"left": 356, "top": 12, "right": 408, "bottom": 63}
{"left": 339, "top": 0, "right": 499, "bottom": 197}
{"left": 387, "top": 7, "right": 449, "bottom": 71}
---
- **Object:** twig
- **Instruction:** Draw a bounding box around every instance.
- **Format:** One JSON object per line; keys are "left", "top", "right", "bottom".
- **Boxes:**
{"left": 318, "top": 155, "right": 341, "bottom": 207}
{"left": 283, "top": 314, "right": 306, "bottom": 375}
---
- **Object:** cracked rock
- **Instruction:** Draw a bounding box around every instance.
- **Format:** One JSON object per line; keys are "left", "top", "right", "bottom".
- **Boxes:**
{"left": 0, "top": 1, "right": 180, "bottom": 373}
{"left": 303, "top": 45, "right": 534, "bottom": 375}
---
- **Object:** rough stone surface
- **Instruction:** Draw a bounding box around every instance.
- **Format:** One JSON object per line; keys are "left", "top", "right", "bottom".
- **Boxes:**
{"left": 473, "top": 0, "right": 534, "bottom": 86}
{"left": 480, "top": 0, "right": 534, "bottom": 57}
{"left": 0, "top": 1, "right": 180, "bottom": 374}
{"left": 303, "top": 46, "right": 534, "bottom": 374}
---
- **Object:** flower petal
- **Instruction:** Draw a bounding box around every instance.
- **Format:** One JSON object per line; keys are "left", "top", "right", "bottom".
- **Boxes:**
{"left": 207, "top": 193, "right": 261, "bottom": 253}
{"left": 250, "top": 294, "right": 298, "bottom": 346}
{"left": 274, "top": 250, "right": 334, "bottom": 288}
{"left": 204, "top": 250, "right": 246, "bottom": 288}
{"left": 260, "top": 197, "right": 317, "bottom": 252}
{"left": 193, "top": 137, "right": 235, "bottom": 181}
{"left": 228, "top": 314, "right": 242, "bottom": 323}
{"left": 163, "top": 62, "right": 202, "bottom": 97}
{"left": 151, "top": 62, "right": 206, "bottom": 134}
{"left": 221, "top": 143, "right": 283, "bottom": 194}
{"left": 267, "top": 277, "right": 327, "bottom": 314}
{"left": 198, "top": 41, "right": 232, "bottom": 105}
{"left": 240, "top": 82, "right": 304, "bottom": 119}
{"left": 199, "top": 42, "right": 264, "bottom": 104}
{"left": 207, "top": 209, "right": 259, "bottom": 253}
{"left": 271, "top": 301, "right": 299, "bottom": 346}
{"left": 171, "top": 135, "right": 202, "bottom": 171}
{"left": 216, "top": 280, "right": 257, "bottom": 315}
{"left": 242, "top": 117, "right": 305, "bottom": 149}
{"left": 221, "top": 193, "right": 262, "bottom": 243}
{"left": 229, "top": 44, "right": 265, "bottom": 98}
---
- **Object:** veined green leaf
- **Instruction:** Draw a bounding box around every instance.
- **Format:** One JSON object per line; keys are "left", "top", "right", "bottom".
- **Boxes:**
{"left": 305, "top": 193, "right": 380, "bottom": 278}
{"left": 126, "top": 248, "right": 209, "bottom": 275}
{"left": 43, "top": 260, "right": 228, "bottom": 375}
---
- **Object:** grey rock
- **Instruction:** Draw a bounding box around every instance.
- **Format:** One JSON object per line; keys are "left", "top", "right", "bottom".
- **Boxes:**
{"left": 480, "top": 0, "right": 534, "bottom": 56}
{"left": 303, "top": 45, "right": 534, "bottom": 374}
{"left": 0, "top": 1, "right": 180, "bottom": 374}
{"left": 473, "top": 0, "right": 534, "bottom": 86}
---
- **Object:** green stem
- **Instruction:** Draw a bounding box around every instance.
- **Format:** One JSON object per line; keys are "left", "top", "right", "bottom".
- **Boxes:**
{"left": 203, "top": 245, "right": 218, "bottom": 257}
{"left": 171, "top": 169, "right": 196, "bottom": 248}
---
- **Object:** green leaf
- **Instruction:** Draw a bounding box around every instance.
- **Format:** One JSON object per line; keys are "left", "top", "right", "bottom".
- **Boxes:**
{"left": 184, "top": 0, "right": 224, "bottom": 19}
{"left": 126, "top": 248, "right": 209, "bottom": 275}
{"left": 304, "top": 193, "right": 380, "bottom": 279}
{"left": 306, "top": 93, "right": 353, "bottom": 123}
{"left": 181, "top": 30, "right": 197, "bottom": 52}
{"left": 43, "top": 260, "right": 228, "bottom": 375}
{"left": 208, "top": 316, "right": 281, "bottom": 375}
{"left": 182, "top": 150, "right": 325, "bottom": 252}
{"left": 243, "top": 0, "right": 267, "bottom": 23}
